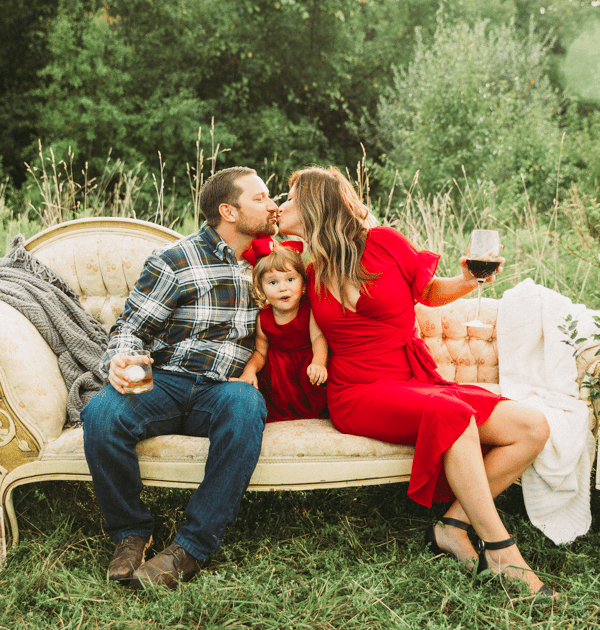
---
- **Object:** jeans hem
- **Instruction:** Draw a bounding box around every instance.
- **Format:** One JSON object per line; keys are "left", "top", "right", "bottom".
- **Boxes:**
{"left": 112, "top": 529, "right": 154, "bottom": 544}
{"left": 174, "top": 533, "right": 209, "bottom": 562}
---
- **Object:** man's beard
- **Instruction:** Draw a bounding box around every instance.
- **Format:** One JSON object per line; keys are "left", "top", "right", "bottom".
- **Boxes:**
{"left": 236, "top": 212, "right": 278, "bottom": 238}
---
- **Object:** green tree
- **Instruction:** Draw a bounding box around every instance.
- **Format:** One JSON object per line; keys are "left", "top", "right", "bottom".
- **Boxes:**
{"left": 0, "top": 0, "right": 58, "bottom": 185}
{"left": 7, "top": 0, "right": 599, "bottom": 219}
{"left": 374, "top": 17, "right": 582, "bottom": 214}
{"left": 27, "top": 0, "right": 441, "bottom": 208}
{"left": 33, "top": 3, "right": 138, "bottom": 169}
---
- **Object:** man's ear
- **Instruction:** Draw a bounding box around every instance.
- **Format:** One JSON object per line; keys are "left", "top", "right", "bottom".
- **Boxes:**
{"left": 219, "top": 203, "right": 237, "bottom": 223}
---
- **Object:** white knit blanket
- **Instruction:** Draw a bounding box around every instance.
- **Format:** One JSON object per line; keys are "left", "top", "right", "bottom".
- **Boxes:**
{"left": 497, "top": 278, "right": 596, "bottom": 545}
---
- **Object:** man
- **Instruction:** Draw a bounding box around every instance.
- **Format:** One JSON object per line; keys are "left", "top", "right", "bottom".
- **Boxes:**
{"left": 82, "top": 167, "right": 278, "bottom": 589}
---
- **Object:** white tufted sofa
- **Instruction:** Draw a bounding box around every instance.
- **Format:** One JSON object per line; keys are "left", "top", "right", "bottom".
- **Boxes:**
{"left": 1, "top": 217, "right": 598, "bottom": 549}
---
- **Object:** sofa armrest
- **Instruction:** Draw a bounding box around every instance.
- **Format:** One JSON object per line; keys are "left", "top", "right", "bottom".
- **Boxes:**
{"left": 0, "top": 301, "right": 68, "bottom": 450}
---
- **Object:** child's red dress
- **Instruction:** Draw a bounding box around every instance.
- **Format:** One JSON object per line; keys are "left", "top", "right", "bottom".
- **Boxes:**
{"left": 258, "top": 296, "right": 328, "bottom": 422}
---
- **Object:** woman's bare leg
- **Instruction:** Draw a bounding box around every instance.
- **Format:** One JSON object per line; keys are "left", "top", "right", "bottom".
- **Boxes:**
{"left": 437, "top": 416, "right": 550, "bottom": 594}
{"left": 432, "top": 401, "right": 549, "bottom": 566}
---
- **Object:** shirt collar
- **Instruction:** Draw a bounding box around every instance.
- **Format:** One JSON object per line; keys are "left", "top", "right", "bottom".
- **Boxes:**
{"left": 198, "top": 223, "right": 237, "bottom": 263}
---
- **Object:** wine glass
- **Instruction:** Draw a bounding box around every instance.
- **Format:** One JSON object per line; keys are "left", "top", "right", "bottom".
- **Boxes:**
{"left": 462, "top": 230, "right": 501, "bottom": 328}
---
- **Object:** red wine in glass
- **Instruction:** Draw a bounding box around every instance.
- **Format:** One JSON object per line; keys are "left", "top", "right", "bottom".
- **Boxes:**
{"left": 465, "top": 259, "right": 501, "bottom": 279}
{"left": 462, "top": 230, "right": 501, "bottom": 328}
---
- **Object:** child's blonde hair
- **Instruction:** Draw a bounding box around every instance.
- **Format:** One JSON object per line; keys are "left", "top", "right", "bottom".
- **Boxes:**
{"left": 252, "top": 245, "right": 307, "bottom": 309}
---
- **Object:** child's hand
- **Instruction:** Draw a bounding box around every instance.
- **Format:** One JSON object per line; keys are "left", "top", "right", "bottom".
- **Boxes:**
{"left": 229, "top": 372, "right": 259, "bottom": 389}
{"left": 307, "top": 363, "right": 327, "bottom": 386}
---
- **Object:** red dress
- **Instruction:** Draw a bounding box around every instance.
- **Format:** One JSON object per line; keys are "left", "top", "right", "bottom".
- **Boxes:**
{"left": 307, "top": 227, "right": 505, "bottom": 507}
{"left": 257, "top": 296, "right": 328, "bottom": 422}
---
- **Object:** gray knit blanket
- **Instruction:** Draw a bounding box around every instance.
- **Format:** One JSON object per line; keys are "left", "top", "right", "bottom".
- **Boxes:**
{"left": 0, "top": 235, "right": 109, "bottom": 428}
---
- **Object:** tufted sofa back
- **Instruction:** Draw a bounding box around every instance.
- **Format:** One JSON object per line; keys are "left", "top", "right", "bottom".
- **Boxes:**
{"left": 415, "top": 299, "right": 499, "bottom": 384}
{"left": 25, "top": 217, "right": 501, "bottom": 387}
{"left": 25, "top": 218, "right": 501, "bottom": 385}
{"left": 0, "top": 219, "right": 182, "bottom": 446}
{"left": 26, "top": 217, "right": 182, "bottom": 332}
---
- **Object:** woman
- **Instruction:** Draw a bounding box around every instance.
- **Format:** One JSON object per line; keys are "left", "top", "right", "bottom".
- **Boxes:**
{"left": 277, "top": 166, "right": 554, "bottom": 597}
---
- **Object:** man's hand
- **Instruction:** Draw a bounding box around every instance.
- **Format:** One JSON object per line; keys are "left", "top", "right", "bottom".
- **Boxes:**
{"left": 229, "top": 370, "right": 259, "bottom": 389}
{"left": 108, "top": 353, "right": 153, "bottom": 395}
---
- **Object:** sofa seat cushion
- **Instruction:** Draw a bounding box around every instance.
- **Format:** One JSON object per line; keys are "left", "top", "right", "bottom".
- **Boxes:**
{"left": 40, "top": 419, "right": 417, "bottom": 464}
{"left": 40, "top": 384, "right": 502, "bottom": 466}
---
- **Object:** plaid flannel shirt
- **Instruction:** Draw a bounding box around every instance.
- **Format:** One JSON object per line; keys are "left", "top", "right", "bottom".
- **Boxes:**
{"left": 100, "top": 223, "right": 258, "bottom": 381}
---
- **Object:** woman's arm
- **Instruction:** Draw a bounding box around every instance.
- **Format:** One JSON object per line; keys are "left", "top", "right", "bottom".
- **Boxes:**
{"left": 231, "top": 316, "right": 269, "bottom": 388}
{"left": 419, "top": 257, "right": 504, "bottom": 307}
{"left": 307, "top": 310, "right": 328, "bottom": 386}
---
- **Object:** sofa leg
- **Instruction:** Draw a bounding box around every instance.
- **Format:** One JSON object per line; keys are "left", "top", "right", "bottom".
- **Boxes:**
{"left": 0, "top": 505, "right": 6, "bottom": 567}
{"left": 1, "top": 487, "right": 19, "bottom": 552}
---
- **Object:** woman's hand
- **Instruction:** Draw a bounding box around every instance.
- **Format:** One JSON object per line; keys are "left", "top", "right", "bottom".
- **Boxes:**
{"left": 459, "top": 253, "right": 505, "bottom": 285}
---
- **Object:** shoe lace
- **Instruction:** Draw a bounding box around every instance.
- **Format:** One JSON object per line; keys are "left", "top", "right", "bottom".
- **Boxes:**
{"left": 169, "top": 545, "right": 188, "bottom": 565}
{"left": 117, "top": 535, "right": 143, "bottom": 552}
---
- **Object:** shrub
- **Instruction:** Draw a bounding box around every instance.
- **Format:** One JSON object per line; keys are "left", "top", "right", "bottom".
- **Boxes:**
{"left": 374, "top": 17, "right": 586, "bottom": 218}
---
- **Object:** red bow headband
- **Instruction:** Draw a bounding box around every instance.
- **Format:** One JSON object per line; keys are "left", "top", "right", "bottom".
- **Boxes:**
{"left": 241, "top": 234, "right": 304, "bottom": 266}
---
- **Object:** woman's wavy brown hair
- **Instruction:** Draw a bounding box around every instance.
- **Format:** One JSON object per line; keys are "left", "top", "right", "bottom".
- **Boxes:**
{"left": 289, "top": 166, "right": 377, "bottom": 309}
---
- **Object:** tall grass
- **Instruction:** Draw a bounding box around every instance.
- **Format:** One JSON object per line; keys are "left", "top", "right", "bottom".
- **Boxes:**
{"left": 3, "top": 126, "right": 225, "bottom": 243}
{"left": 375, "top": 172, "right": 600, "bottom": 309}
{"left": 2, "top": 143, "right": 599, "bottom": 309}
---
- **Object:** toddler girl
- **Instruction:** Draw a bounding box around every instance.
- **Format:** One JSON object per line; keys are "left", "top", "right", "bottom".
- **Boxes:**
{"left": 238, "top": 238, "right": 328, "bottom": 422}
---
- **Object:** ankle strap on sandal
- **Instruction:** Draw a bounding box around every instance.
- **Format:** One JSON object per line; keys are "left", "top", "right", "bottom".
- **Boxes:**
{"left": 440, "top": 517, "right": 471, "bottom": 532}
{"left": 479, "top": 536, "right": 515, "bottom": 551}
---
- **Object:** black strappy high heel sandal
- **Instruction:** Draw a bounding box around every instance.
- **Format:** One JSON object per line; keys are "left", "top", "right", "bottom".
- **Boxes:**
{"left": 425, "top": 517, "right": 471, "bottom": 560}
{"left": 477, "top": 536, "right": 556, "bottom": 598}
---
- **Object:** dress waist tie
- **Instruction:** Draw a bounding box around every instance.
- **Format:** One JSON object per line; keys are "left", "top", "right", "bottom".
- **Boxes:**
{"left": 403, "top": 337, "right": 451, "bottom": 385}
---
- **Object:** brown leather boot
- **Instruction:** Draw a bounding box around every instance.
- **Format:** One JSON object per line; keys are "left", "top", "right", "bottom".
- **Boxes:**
{"left": 108, "top": 534, "right": 152, "bottom": 581}
{"left": 130, "top": 542, "right": 201, "bottom": 589}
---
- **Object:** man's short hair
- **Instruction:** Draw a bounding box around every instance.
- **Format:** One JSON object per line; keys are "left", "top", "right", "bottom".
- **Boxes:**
{"left": 200, "top": 167, "right": 257, "bottom": 227}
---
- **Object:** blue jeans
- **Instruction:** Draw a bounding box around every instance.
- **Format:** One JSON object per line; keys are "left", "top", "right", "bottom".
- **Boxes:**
{"left": 82, "top": 369, "right": 266, "bottom": 562}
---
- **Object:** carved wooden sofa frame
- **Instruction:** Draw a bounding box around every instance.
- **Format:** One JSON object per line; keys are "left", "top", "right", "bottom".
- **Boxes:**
{"left": 1, "top": 217, "right": 598, "bottom": 548}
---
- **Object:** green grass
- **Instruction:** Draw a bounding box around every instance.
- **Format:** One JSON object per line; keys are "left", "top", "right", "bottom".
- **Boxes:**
{"left": 2, "top": 479, "right": 600, "bottom": 629}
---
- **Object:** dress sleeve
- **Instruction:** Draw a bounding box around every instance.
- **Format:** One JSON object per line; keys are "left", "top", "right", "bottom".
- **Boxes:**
{"left": 369, "top": 227, "right": 440, "bottom": 301}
